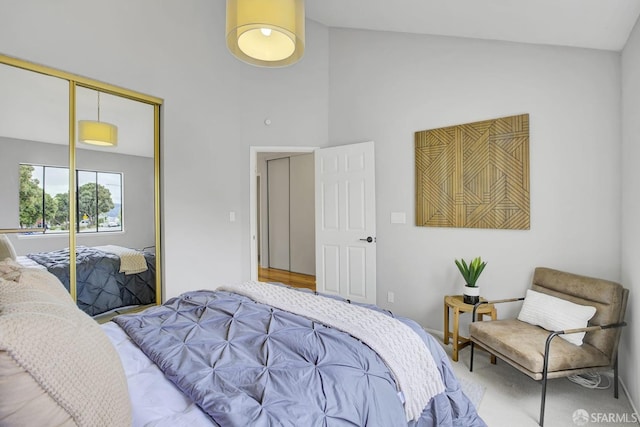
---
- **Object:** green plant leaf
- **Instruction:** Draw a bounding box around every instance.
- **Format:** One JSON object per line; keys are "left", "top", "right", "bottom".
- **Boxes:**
{"left": 455, "top": 259, "right": 470, "bottom": 282}
{"left": 455, "top": 256, "right": 486, "bottom": 287}
{"left": 475, "top": 261, "right": 486, "bottom": 279}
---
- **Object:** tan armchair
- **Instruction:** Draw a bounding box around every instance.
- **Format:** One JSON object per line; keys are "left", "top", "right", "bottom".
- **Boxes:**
{"left": 469, "top": 267, "right": 628, "bottom": 426}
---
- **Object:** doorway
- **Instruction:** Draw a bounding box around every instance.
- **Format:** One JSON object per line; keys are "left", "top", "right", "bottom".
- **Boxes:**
{"left": 250, "top": 146, "right": 317, "bottom": 289}
{"left": 250, "top": 142, "right": 378, "bottom": 304}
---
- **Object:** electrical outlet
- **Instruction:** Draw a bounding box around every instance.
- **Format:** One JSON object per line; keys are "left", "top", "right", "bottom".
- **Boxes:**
{"left": 387, "top": 291, "right": 394, "bottom": 303}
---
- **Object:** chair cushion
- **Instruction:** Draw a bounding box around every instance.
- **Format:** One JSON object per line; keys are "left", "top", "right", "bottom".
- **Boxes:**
{"left": 517, "top": 289, "right": 596, "bottom": 345}
{"left": 532, "top": 267, "right": 625, "bottom": 356}
{"left": 470, "top": 319, "right": 610, "bottom": 379}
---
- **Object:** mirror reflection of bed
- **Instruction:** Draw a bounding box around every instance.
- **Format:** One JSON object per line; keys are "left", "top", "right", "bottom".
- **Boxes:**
{"left": 74, "top": 86, "right": 157, "bottom": 317}
{"left": 17, "top": 244, "right": 156, "bottom": 317}
{"left": 0, "top": 58, "right": 161, "bottom": 319}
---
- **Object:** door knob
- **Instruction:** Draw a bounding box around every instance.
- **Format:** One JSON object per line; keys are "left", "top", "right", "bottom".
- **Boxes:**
{"left": 359, "top": 236, "right": 374, "bottom": 243}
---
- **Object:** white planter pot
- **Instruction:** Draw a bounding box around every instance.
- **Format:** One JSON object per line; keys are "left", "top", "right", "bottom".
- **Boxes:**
{"left": 463, "top": 285, "right": 480, "bottom": 305}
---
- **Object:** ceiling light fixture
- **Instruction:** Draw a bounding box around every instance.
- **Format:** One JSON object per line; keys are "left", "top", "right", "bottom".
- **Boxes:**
{"left": 226, "top": 0, "right": 305, "bottom": 67}
{"left": 79, "top": 91, "right": 118, "bottom": 147}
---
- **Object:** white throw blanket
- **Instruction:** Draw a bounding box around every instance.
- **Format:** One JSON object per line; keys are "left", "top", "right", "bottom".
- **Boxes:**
{"left": 218, "top": 281, "right": 445, "bottom": 421}
{"left": 94, "top": 245, "right": 148, "bottom": 275}
{"left": 0, "top": 260, "right": 132, "bottom": 425}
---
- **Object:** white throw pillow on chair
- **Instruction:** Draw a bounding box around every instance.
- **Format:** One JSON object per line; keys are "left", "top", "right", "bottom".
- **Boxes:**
{"left": 517, "top": 289, "right": 596, "bottom": 345}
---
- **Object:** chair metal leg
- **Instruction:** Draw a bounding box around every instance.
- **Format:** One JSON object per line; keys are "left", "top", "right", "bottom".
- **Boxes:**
{"left": 540, "top": 373, "right": 547, "bottom": 427}
{"left": 540, "top": 332, "right": 559, "bottom": 427}
{"left": 470, "top": 341, "right": 475, "bottom": 372}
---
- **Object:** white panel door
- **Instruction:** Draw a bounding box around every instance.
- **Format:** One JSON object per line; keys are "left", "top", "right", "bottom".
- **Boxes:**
{"left": 315, "top": 141, "right": 376, "bottom": 304}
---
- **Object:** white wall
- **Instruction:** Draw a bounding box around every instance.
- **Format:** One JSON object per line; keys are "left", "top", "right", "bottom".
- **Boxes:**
{"left": 328, "top": 29, "right": 622, "bottom": 327}
{"left": 0, "top": 0, "right": 330, "bottom": 296}
{"left": 621, "top": 15, "right": 640, "bottom": 415}
{"left": 0, "top": 0, "right": 633, "bottom": 407}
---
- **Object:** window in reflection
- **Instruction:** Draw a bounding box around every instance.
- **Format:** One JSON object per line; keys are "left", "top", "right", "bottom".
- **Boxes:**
{"left": 18, "top": 164, "right": 122, "bottom": 234}
{"left": 77, "top": 170, "right": 123, "bottom": 233}
{"left": 19, "top": 164, "right": 68, "bottom": 233}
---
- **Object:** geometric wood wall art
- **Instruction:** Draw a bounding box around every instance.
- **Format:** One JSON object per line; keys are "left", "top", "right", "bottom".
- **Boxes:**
{"left": 415, "top": 114, "right": 530, "bottom": 229}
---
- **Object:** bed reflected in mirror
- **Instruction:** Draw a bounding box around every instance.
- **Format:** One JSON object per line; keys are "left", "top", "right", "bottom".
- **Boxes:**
{"left": 0, "top": 56, "right": 162, "bottom": 319}
{"left": 74, "top": 86, "right": 157, "bottom": 316}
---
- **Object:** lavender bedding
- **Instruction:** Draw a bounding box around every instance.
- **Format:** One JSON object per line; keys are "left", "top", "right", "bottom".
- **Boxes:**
{"left": 113, "top": 285, "right": 486, "bottom": 427}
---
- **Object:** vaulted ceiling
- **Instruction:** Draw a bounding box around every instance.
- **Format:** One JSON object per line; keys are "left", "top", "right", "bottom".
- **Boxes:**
{"left": 306, "top": 0, "right": 640, "bottom": 51}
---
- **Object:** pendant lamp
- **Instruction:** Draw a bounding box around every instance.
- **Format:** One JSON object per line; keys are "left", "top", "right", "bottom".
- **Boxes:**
{"left": 226, "top": 0, "right": 305, "bottom": 67}
{"left": 79, "top": 91, "right": 118, "bottom": 147}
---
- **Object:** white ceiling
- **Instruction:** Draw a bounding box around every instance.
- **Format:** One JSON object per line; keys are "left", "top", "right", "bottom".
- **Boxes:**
{"left": 306, "top": 0, "right": 640, "bottom": 51}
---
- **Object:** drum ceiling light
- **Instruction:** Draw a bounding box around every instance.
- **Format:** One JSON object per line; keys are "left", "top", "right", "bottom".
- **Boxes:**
{"left": 226, "top": 0, "right": 305, "bottom": 67}
{"left": 79, "top": 91, "right": 118, "bottom": 147}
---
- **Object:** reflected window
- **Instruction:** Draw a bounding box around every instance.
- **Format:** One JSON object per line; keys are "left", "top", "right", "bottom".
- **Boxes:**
{"left": 77, "top": 170, "right": 122, "bottom": 233}
{"left": 19, "top": 164, "right": 68, "bottom": 233}
{"left": 18, "top": 164, "right": 123, "bottom": 233}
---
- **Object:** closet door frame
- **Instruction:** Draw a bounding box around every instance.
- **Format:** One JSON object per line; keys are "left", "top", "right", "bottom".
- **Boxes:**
{"left": 0, "top": 53, "right": 163, "bottom": 308}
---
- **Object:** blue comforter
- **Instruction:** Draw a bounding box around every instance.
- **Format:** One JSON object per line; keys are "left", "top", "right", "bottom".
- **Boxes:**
{"left": 27, "top": 246, "right": 155, "bottom": 316}
{"left": 114, "top": 288, "right": 486, "bottom": 427}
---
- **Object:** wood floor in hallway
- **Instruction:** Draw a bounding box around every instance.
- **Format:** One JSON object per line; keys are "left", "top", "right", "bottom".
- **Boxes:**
{"left": 258, "top": 267, "right": 316, "bottom": 291}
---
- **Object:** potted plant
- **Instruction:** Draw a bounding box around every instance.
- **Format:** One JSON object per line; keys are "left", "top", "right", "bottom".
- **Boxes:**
{"left": 454, "top": 257, "right": 487, "bottom": 304}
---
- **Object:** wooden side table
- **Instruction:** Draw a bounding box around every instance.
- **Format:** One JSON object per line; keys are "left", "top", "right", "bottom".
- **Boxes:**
{"left": 444, "top": 295, "right": 497, "bottom": 363}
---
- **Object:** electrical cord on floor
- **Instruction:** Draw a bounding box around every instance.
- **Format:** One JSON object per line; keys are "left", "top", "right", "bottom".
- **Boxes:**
{"left": 567, "top": 372, "right": 611, "bottom": 389}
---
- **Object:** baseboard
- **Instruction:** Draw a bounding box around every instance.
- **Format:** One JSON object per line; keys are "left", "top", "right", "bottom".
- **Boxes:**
{"left": 618, "top": 378, "right": 640, "bottom": 419}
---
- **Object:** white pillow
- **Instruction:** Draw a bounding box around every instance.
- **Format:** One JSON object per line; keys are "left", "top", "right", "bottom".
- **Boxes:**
{"left": 517, "top": 289, "right": 596, "bottom": 346}
{"left": 0, "top": 235, "right": 17, "bottom": 261}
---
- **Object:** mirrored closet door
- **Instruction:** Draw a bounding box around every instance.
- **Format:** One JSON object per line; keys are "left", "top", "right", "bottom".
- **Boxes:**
{"left": 0, "top": 54, "right": 162, "bottom": 318}
{"left": 0, "top": 61, "right": 71, "bottom": 288}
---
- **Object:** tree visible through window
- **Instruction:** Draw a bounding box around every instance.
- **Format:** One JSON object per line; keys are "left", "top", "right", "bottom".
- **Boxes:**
{"left": 77, "top": 170, "right": 122, "bottom": 233}
{"left": 19, "top": 164, "right": 122, "bottom": 233}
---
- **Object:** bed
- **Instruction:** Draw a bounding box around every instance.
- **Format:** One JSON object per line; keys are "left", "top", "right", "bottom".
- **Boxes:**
{"left": 0, "top": 259, "right": 486, "bottom": 427}
{"left": 105, "top": 282, "right": 486, "bottom": 426}
{"left": 19, "top": 244, "right": 156, "bottom": 316}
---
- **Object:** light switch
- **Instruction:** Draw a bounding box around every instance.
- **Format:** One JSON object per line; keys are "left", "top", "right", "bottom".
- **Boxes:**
{"left": 229, "top": 211, "right": 236, "bottom": 222}
{"left": 390, "top": 212, "right": 406, "bottom": 224}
